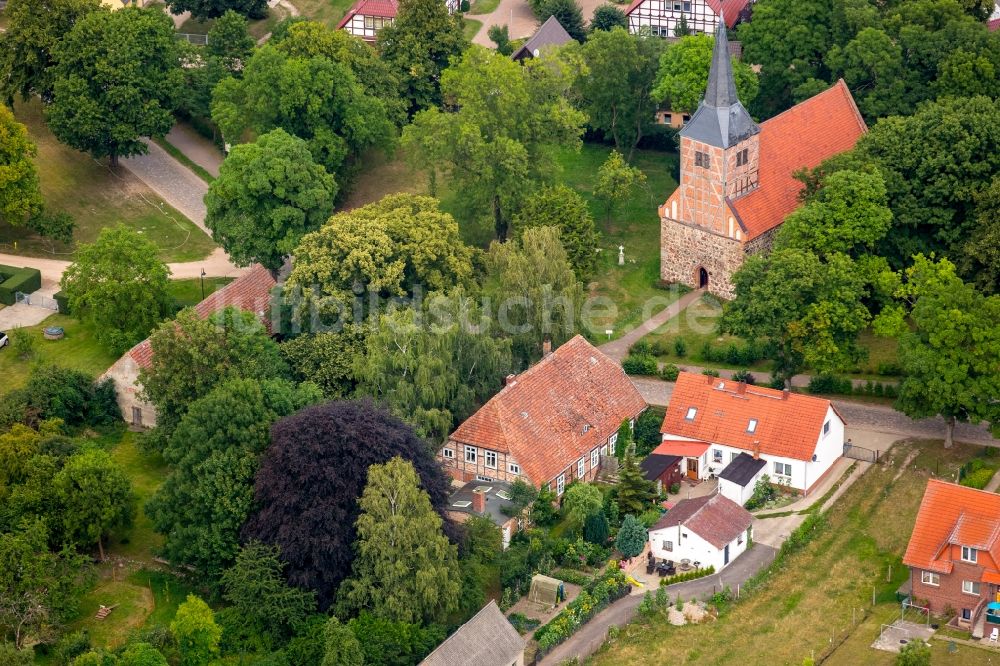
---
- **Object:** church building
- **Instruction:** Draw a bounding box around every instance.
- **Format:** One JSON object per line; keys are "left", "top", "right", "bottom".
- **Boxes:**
{"left": 659, "top": 20, "right": 867, "bottom": 299}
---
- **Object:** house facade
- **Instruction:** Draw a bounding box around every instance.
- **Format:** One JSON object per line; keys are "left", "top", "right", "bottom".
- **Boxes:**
{"left": 624, "top": 0, "right": 750, "bottom": 37}
{"left": 339, "top": 0, "right": 458, "bottom": 42}
{"left": 640, "top": 453, "right": 684, "bottom": 494}
{"left": 648, "top": 493, "right": 753, "bottom": 571}
{"left": 442, "top": 335, "right": 646, "bottom": 495}
{"left": 659, "top": 20, "right": 866, "bottom": 299}
{"left": 717, "top": 451, "right": 766, "bottom": 506}
{"left": 658, "top": 372, "right": 846, "bottom": 495}
{"left": 904, "top": 479, "right": 1000, "bottom": 637}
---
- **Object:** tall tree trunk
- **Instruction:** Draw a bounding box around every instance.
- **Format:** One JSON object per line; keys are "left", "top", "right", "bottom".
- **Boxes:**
{"left": 109, "top": 152, "right": 119, "bottom": 169}
{"left": 944, "top": 415, "right": 955, "bottom": 449}
{"left": 493, "top": 195, "right": 506, "bottom": 240}
{"left": 97, "top": 536, "right": 105, "bottom": 561}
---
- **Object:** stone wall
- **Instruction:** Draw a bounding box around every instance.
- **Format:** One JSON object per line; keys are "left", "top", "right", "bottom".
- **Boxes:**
{"left": 660, "top": 217, "right": 744, "bottom": 299}
{"left": 744, "top": 225, "right": 778, "bottom": 257}
{"left": 100, "top": 355, "right": 157, "bottom": 428}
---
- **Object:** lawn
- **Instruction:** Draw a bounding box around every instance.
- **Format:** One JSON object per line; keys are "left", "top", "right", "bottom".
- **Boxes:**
{"left": 463, "top": 17, "right": 483, "bottom": 40}
{"left": 590, "top": 438, "right": 983, "bottom": 666}
{"left": 127, "top": 570, "right": 196, "bottom": 630}
{"left": 178, "top": 3, "right": 292, "bottom": 41}
{"left": 72, "top": 581, "right": 155, "bottom": 650}
{"left": 1, "top": 99, "right": 216, "bottom": 263}
{"left": 0, "top": 314, "right": 119, "bottom": 398}
{"left": 106, "top": 431, "right": 168, "bottom": 564}
{"left": 166, "top": 276, "right": 235, "bottom": 309}
{"left": 293, "top": 0, "right": 357, "bottom": 27}
{"left": 467, "top": 0, "right": 500, "bottom": 14}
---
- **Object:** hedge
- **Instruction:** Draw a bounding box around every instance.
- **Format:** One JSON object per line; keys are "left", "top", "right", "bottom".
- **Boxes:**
{"left": 0, "top": 265, "right": 42, "bottom": 305}
{"left": 53, "top": 290, "right": 71, "bottom": 315}
{"left": 658, "top": 565, "right": 716, "bottom": 586}
{"left": 622, "top": 354, "right": 659, "bottom": 376}
{"left": 533, "top": 565, "right": 631, "bottom": 656}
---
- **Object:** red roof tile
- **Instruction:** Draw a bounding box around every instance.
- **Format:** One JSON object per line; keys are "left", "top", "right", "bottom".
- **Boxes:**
{"left": 625, "top": 0, "right": 748, "bottom": 26}
{"left": 904, "top": 479, "right": 1000, "bottom": 575}
{"left": 731, "top": 80, "right": 867, "bottom": 240}
{"left": 650, "top": 493, "right": 752, "bottom": 549}
{"left": 988, "top": 17, "right": 1000, "bottom": 31}
{"left": 449, "top": 335, "right": 646, "bottom": 486}
{"left": 660, "top": 372, "right": 843, "bottom": 461}
{"left": 337, "top": 0, "right": 398, "bottom": 28}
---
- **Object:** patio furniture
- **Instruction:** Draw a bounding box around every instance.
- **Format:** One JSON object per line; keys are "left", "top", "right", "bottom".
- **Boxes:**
{"left": 646, "top": 560, "right": 656, "bottom": 575}
{"left": 989, "top": 627, "right": 998, "bottom": 643}
{"left": 679, "top": 558, "right": 692, "bottom": 571}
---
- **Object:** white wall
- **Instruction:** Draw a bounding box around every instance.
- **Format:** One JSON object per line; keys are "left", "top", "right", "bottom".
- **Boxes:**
{"left": 649, "top": 523, "right": 749, "bottom": 571}
{"left": 803, "top": 405, "right": 845, "bottom": 493}
{"left": 719, "top": 465, "right": 765, "bottom": 506}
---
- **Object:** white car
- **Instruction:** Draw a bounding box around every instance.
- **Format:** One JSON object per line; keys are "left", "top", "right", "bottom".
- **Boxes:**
{"left": 0, "top": 332, "right": 7, "bottom": 349}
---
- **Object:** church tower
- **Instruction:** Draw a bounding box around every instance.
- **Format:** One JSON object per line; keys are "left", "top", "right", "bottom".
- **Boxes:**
{"left": 659, "top": 17, "right": 760, "bottom": 298}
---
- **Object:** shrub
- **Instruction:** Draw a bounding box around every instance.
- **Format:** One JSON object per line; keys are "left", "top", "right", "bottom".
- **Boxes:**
{"left": 876, "top": 362, "right": 903, "bottom": 376}
{"left": 701, "top": 368, "right": 720, "bottom": 377}
{"left": 806, "top": 374, "right": 852, "bottom": 395}
{"left": 622, "top": 355, "right": 658, "bottom": 376}
{"left": 767, "top": 376, "right": 786, "bottom": 390}
{"left": 506, "top": 612, "right": 540, "bottom": 635}
{"left": 660, "top": 364, "right": 680, "bottom": 381}
{"left": 873, "top": 382, "right": 884, "bottom": 397}
{"left": 8, "top": 327, "right": 36, "bottom": 360}
{"left": 533, "top": 566, "right": 631, "bottom": 654}
{"left": 732, "top": 369, "right": 755, "bottom": 385}
{"left": 745, "top": 475, "right": 776, "bottom": 511}
{"left": 985, "top": 446, "right": 998, "bottom": 458}
{"left": 673, "top": 338, "right": 687, "bottom": 357}
{"left": 629, "top": 340, "right": 652, "bottom": 356}
{"left": 896, "top": 640, "right": 930, "bottom": 666}
{"left": 460, "top": 0, "right": 469, "bottom": 8}
{"left": 884, "top": 384, "right": 899, "bottom": 398}
{"left": 668, "top": 482, "right": 680, "bottom": 494}
{"left": 0, "top": 265, "right": 42, "bottom": 305}
{"left": 658, "top": 565, "right": 715, "bottom": 586}
{"left": 960, "top": 468, "right": 995, "bottom": 489}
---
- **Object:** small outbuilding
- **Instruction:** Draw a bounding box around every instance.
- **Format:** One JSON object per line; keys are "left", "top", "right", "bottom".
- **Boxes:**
{"left": 640, "top": 453, "right": 683, "bottom": 494}
{"left": 446, "top": 480, "right": 520, "bottom": 550}
{"left": 420, "top": 600, "right": 526, "bottom": 666}
{"left": 718, "top": 452, "right": 767, "bottom": 507}
{"left": 648, "top": 493, "right": 753, "bottom": 572}
{"left": 511, "top": 16, "right": 573, "bottom": 62}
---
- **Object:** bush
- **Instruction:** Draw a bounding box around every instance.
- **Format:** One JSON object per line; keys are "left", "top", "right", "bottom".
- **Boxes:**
{"left": 806, "top": 374, "right": 852, "bottom": 395}
{"left": 622, "top": 354, "right": 658, "bottom": 376}
{"left": 673, "top": 338, "right": 687, "bottom": 357}
{"left": 767, "top": 376, "right": 786, "bottom": 390}
{"left": 0, "top": 265, "right": 42, "bottom": 305}
{"left": 985, "top": 446, "right": 998, "bottom": 458}
{"left": 732, "top": 369, "right": 756, "bottom": 385}
{"left": 53, "top": 290, "right": 71, "bottom": 315}
{"left": 701, "top": 368, "right": 720, "bottom": 377}
{"left": 896, "top": 640, "right": 930, "bottom": 666}
{"left": 960, "top": 468, "right": 995, "bottom": 489}
{"left": 460, "top": 0, "right": 469, "bottom": 8}
{"left": 877, "top": 362, "right": 903, "bottom": 376}
{"left": 883, "top": 384, "right": 898, "bottom": 398}
{"left": 668, "top": 482, "right": 680, "bottom": 494}
{"left": 745, "top": 475, "right": 776, "bottom": 511}
{"left": 506, "top": 612, "right": 540, "bottom": 635}
{"left": 659, "top": 363, "right": 680, "bottom": 381}
{"left": 659, "top": 566, "right": 715, "bottom": 586}
{"left": 533, "top": 566, "right": 631, "bottom": 654}
{"left": 8, "top": 327, "right": 36, "bottom": 360}
{"left": 629, "top": 340, "right": 652, "bottom": 356}
{"left": 55, "top": 630, "right": 92, "bottom": 663}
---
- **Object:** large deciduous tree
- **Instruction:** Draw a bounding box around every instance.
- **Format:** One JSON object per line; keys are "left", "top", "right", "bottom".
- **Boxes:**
{"left": 47, "top": 8, "right": 182, "bottom": 167}
{"left": 60, "top": 225, "right": 173, "bottom": 355}
{"left": 165, "top": 0, "right": 266, "bottom": 22}
{"left": 403, "top": 46, "right": 585, "bottom": 240}
{"left": 279, "top": 326, "right": 367, "bottom": 398}
{"left": 139, "top": 307, "right": 290, "bottom": 432}
{"left": 652, "top": 33, "right": 759, "bottom": 114}
{"left": 376, "top": 0, "right": 468, "bottom": 114}
{"left": 960, "top": 176, "right": 1000, "bottom": 295}
{"left": 146, "top": 379, "right": 321, "bottom": 582}
{"left": 207, "top": 10, "right": 256, "bottom": 71}
{"left": 242, "top": 399, "right": 453, "bottom": 609}
{"left": 562, "top": 483, "right": 604, "bottom": 534}
{"left": 171, "top": 596, "right": 222, "bottom": 666}
{"left": 590, "top": 4, "right": 627, "bottom": 32}
{"left": 593, "top": 149, "right": 646, "bottom": 223}
{"left": 337, "top": 457, "right": 460, "bottom": 625}
{"left": 511, "top": 184, "right": 599, "bottom": 280}
{"left": 0, "top": 0, "right": 100, "bottom": 105}
{"left": 53, "top": 449, "right": 135, "bottom": 560}
{"left": 205, "top": 129, "right": 337, "bottom": 271}
{"left": 0, "top": 104, "right": 43, "bottom": 226}
{"left": 576, "top": 28, "right": 664, "bottom": 161}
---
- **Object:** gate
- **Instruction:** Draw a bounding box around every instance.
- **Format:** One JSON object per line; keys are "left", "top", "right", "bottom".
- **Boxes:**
{"left": 843, "top": 442, "right": 879, "bottom": 463}
{"left": 15, "top": 292, "right": 59, "bottom": 311}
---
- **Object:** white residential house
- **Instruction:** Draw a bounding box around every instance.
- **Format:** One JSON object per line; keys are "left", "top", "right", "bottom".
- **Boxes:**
{"left": 648, "top": 493, "right": 753, "bottom": 571}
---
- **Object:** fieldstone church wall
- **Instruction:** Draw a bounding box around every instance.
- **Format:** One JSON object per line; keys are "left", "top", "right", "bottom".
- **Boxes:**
{"left": 660, "top": 218, "right": 744, "bottom": 299}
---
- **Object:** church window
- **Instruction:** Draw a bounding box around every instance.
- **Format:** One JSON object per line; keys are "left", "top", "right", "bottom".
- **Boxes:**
{"left": 736, "top": 148, "right": 748, "bottom": 167}
{"left": 695, "top": 151, "right": 710, "bottom": 168}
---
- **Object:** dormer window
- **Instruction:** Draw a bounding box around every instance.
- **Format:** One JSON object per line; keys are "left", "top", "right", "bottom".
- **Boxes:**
{"left": 747, "top": 418, "right": 758, "bottom": 434}
{"left": 685, "top": 407, "right": 698, "bottom": 421}
{"left": 961, "top": 546, "right": 977, "bottom": 563}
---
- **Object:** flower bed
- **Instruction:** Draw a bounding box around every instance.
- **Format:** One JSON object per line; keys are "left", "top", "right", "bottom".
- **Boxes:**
{"left": 533, "top": 565, "right": 632, "bottom": 656}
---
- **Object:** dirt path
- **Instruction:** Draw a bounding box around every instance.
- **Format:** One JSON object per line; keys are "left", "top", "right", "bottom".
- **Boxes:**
{"left": 166, "top": 124, "right": 224, "bottom": 177}
{"left": 470, "top": 0, "right": 617, "bottom": 44}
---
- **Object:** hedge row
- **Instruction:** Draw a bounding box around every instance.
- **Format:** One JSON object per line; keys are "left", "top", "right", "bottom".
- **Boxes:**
{"left": 658, "top": 565, "right": 716, "bottom": 587}
{"left": 806, "top": 374, "right": 899, "bottom": 398}
{"left": 0, "top": 265, "right": 42, "bottom": 305}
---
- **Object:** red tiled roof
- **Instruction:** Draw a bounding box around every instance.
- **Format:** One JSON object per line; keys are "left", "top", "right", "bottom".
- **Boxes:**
{"left": 337, "top": 0, "right": 398, "bottom": 28}
{"left": 904, "top": 479, "right": 1000, "bottom": 575}
{"left": 624, "top": 0, "right": 748, "bottom": 25}
{"left": 126, "top": 264, "right": 276, "bottom": 370}
{"left": 731, "top": 80, "right": 867, "bottom": 240}
{"left": 660, "top": 372, "right": 843, "bottom": 461}
{"left": 652, "top": 440, "right": 710, "bottom": 458}
{"left": 449, "top": 335, "right": 647, "bottom": 486}
{"left": 988, "top": 17, "right": 1000, "bottom": 31}
{"left": 650, "top": 493, "right": 752, "bottom": 549}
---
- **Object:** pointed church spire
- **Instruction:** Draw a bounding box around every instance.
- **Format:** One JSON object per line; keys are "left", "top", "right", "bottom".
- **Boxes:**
{"left": 679, "top": 14, "right": 759, "bottom": 149}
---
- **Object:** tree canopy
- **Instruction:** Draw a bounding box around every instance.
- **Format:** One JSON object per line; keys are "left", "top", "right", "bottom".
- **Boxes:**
{"left": 562, "top": 483, "right": 604, "bottom": 533}
{"left": 53, "top": 448, "right": 135, "bottom": 560}
{"left": 171, "top": 595, "right": 222, "bottom": 666}
{"left": 535, "top": 0, "right": 586, "bottom": 42}
{"left": 590, "top": 4, "right": 627, "bottom": 32}
{"left": 0, "top": 104, "right": 43, "bottom": 226}
{"left": 165, "top": 0, "right": 266, "bottom": 22}
{"left": 615, "top": 514, "right": 646, "bottom": 558}
{"left": 205, "top": 129, "right": 337, "bottom": 271}
{"left": 511, "top": 184, "right": 599, "bottom": 280}
{"left": 653, "top": 33, "right": 759, "bottom": 114}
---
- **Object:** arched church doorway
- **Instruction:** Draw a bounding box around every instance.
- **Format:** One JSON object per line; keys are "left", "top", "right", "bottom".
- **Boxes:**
{"left": 698, "top": 267, "right": 709, "bottom": 288}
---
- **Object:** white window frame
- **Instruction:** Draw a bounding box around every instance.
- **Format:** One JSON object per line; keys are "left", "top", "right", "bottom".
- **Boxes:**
{"left": 921, "top": 571, "right": 940, "bottom": 587}
{"left": 475, "top": 475, "right": 494, "bottom": 482}
{"left": 601, "top": 444, "right": 609, "bottom": 456}
{"left": 442, "top": 448, "right": 454, "bottom": 459}
{"left": 962, "top": 546, "right": 978, "bottom": 563}
{"left": 774, "top": 461, "right": 792, "bottom": 477}
{"left": 591, "top": 448, "right": 599, "bottom": 469}
{"left": 662, "top": 540, "right": 673, "bottom": 552}
{"left": 747, "top": 418, "right": 758, "bottom": 433}
{"left": 464, "top": 445, "right": 477, "bottom": 464}
{"left": 508, "top": 462, "right": 520, "bottom": 475}
{"left": 962, "top": 580, "right": 981, "bottom": 596}
{"left": 609, "top": 433, "right": 618, "bottom": 448}
{"left": 556, "top": 473, "right": 565, "bottom": 496}
{"left": 484, "top": 450, "right": 497, "bottom": 469}
{"left": 685, "top": 407, "right": 698, "bottom": 421}
{"left": 577, "top": 458, "right": 585, "bottom": 478}
{"left": 364, "top": 15, "right": 374, "bottom": 28}
{"left": 712, "top": 448, "right": 723, "bottom": 463}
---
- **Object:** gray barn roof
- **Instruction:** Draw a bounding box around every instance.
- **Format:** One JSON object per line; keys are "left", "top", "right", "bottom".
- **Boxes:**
{"left": 718, "top": 452, "right": 766, "bottom": 487}
{"left": 420, "top": 600, "right": 526, "bottom": 666}
{"left": 512, "top": 16, "right": 573, "bottom": 61}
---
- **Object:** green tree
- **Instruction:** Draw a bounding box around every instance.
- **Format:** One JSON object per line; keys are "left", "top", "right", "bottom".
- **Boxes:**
{"left": 896, "top": 640, "right": 931, "bottom": 666}
{"left": 825, "top": 28, "right": 904, "bottom": 120}
{"left": 562, "top": 483, "right": 604, "bottom": 533}
{"left": 403, "top": 46, "right": 585, "bottom": 239}
{"left": 876, "top": 255, "right": 1000, "bottom": 448}
{"left": 633, "top": 409, "right": 662, "bottom": 457}
{"left": 207, "top": 10, "right": 255, "bottom": 72}
{"left": 322, "top": 617, "right": 364, "bottom": 666}
{"left": 206, "top": 129, "right": 337, "bottom": 271}
{"left": 119, "top": 643, "right": 168, "bottom": 666}
{"left": 653, "top": 33, "right": 759, "bottom": 114}
{"left": 960, "top": 176, "right": 1000, "bottom": 295}
{"left": 511, "top": 184, "right": 600, "bottom": 279}
{"left": 376, "top": 0, "right": 468, "bottom": 114}
{"left": 722, "top": 249, "right": 871, "bottom": 384}
{"left": 0, "top": 521, "right": 67, "bottom": 649}
{"left": 138, "top": 307, "right": 290, "bottom": 431}
{"left": 165, "top": 0, "right": 266, "bottom": 21}
{"left": 616, "top": 450, "right": 653, "bottom": 515}
{"left": 0, "top": 104, "right": 43, "bottom": 226}
{"left": 170, "top": 596, "right": 221, "bottom": 666}
{"left": 577, "top": 28, "right": 664, "bottom": 160}
{"left": 146, "top": 379, "right": 320, "bottom": 581}
{"left": 280, "top": 326, "right": 366, "bottom": 398}
{"left": 337, "top": 457, "right": 461, "bottom": 625}
{"left": 488, "top": 25, "right": 513, "bottom": 56}
{"left": 531, "top": 485, "right": 559, "bottom": 526}
{"left": 583, "top": 511, "right": 609, "bottom": 544}
{"left": 614, "top": 419, "right": 631, "bottom": 460}
{"left": 673, "top": 13, "right": 691, "bottom": 36}
{"left": 594, "top": 150, "right": 646, "bottom": 223}
{"left": 535, "top": 0, "right": 585, "bottom": 41}
{"left": 211, "top": 44, "right": 394, "bottom": 177}
{"left": 53, "top": 449, "right": 135, "bottom": 559}
{"left": 590, "top": 4, "right": 627, "bottom": 32}
{"left": 60, "top": 225, "right": 173, "bottom": 355}
{"left": 346, "top": 613, "right": 444, "bottom": 666}
{"left": 0, "top": 0, "right": 100, "bottom": 104}
{"left": 47, "top": 8, "right": 182, "bottom": 166}
{"left": 615, "top": 513, "right": 647, "bottom": 558}
{"left": 484, "top": 226, "right": 584, "bottom": 368}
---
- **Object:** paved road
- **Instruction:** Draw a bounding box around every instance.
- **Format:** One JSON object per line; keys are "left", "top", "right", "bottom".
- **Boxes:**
{"left": 470, "top": 0, "right": 610, "bottom": 44}
{"left": 538, "top": 544, "right": 777, "bottom": 665}
{"left": 122, "top": 140, "right": 210, "bottom": 231}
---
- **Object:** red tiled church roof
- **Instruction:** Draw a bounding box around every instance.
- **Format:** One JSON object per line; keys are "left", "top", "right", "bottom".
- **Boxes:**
{"left": 650, "top": 493, "right": 752, "bottom": 549}
{"left": 660, "top": 372, "right": 844, "bottom": 461}
{"left": 449, "top": 335, "right": 647, "bottom": 486}
{"left": 730, "top": 79, "right": 867, "bottom": 240}
{"left": 127, "top": 264, "right": 276, "bottom": 369}
{"left": 337, "top": 0, "right": 398, "bottom": 28}
{"left": 903, "top": 479, "right": 1000, "bottom": 575}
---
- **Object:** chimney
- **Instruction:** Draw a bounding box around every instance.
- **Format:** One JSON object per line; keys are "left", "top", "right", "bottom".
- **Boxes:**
{"left": 752, "top": 440, "right": 761, "bottom": 459}
{"left": 782, "top": 388, "right": 790, "bottom": 400}
{"left": 505, "top": 374, "right": 517, "bottom": 387}
{"left": 737, "top": 381, "right": 747, "bottom": 395}
{"left": 472, "top": 489, "right": 486, "bottom": 514}
{"left": 706, "top": 374, "right": 714, "bottom": 385}
{"left": 542, "top": 338, "right": 552, "bottom": 357}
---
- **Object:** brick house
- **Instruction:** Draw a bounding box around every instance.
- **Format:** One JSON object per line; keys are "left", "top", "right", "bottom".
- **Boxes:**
{"left": 659, "top": 20, "right": 867, "bottom": 299}
{"left": 903, "top": 479, "right": 1000, "bottom": 637}
{"left": 441, "top": 335, "right": 647, "bottom": 494}
{"left": 100, "top": 264, "right": 277, "bottom": 428}
{"left": 658, "top": 372, "right": 846, "bottom": 495}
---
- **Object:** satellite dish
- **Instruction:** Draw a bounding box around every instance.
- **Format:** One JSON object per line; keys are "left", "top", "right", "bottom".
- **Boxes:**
{"left": 812, "top": 454, "right": 818, "bottom": 462}
{"left": 533, "top": 48, "right": 540, "bottom": 57}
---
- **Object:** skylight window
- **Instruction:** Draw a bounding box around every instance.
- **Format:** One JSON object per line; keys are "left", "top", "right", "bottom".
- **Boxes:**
{"left": 747, "top": 419, "right": 758, "bottom": 433}
{"left": 496, "top": 490, "right": 512, "bottom": 501}
{"left": 452, "top": 501, "right": 472, "bottom": 508}
{"left": 685, "top": 407, "right": 698, "bottom": 421}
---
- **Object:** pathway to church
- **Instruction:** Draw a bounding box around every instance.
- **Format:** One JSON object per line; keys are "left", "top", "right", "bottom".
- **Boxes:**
{"left": 597, "top": 288, "right": 705, "bottom": 362}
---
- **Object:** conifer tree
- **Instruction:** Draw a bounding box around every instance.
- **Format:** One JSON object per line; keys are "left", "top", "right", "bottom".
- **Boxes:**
{"left": 615, "top": 513, "right": 647, "bottom": 558}
{"left": 616, "top": 449, "right": 654, "bottom": 515}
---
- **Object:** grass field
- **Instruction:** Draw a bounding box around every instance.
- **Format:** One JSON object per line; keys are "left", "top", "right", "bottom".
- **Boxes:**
{"left": 591, "top": 438, "right": 990, "bottom": 665}
{"left": 467, "top": 0, "right": 501, "bottom": 14}
{"left": 106, "top": 431, "right": 168, "bottom": 564}
{"left": 0, "top": 314, "right": 118, "bottom": 398}
{"left": 178, "top": 3, "right": 292, "bottom": 41}
{"left": 463, "top": 17, "right": 483, "bottom": 40}
{"left": 72, "top": 581, "right": 155, "bottom": 649}
{"left": 0, "top": 99, "right": 216, "bottom": 263}
{"left": 166, "top": 276, "right": 235, "bottom": 309}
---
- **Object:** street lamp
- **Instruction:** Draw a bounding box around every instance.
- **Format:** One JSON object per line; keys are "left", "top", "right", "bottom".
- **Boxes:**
{"left": 200, "top": 268, "right": 206, "bottom": 300}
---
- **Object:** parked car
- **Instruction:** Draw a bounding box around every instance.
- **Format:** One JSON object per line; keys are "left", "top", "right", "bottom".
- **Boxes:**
{"left": 0, "top": 331, "right": 7, "bottom": 349}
